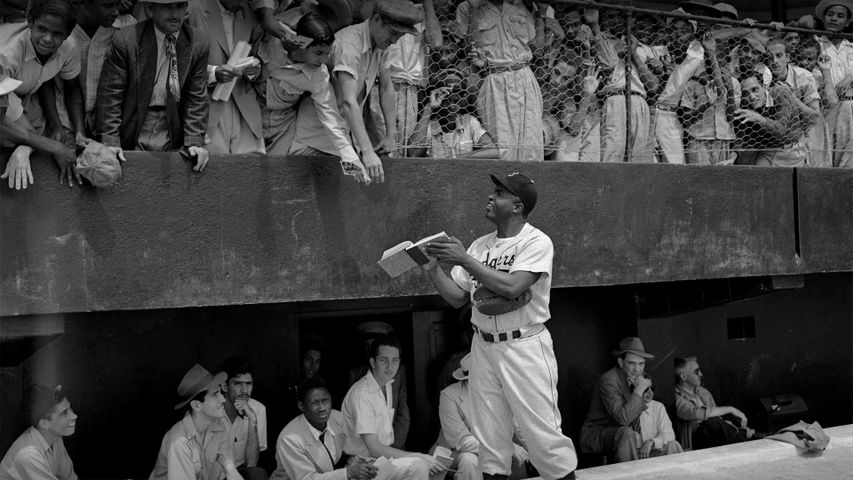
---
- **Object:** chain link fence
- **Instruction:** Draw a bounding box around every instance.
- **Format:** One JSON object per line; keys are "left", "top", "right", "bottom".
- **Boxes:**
{"left": 389, "top": 0, "right": 853, "bottom": 167}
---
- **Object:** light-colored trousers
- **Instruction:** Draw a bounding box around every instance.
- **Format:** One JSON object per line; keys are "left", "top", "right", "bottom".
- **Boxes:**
{"left": 827, "top": 100, "right": 853, "bottom": 168}
{"left": 600, "top": 94, "right": 653, "bottom": 163}
{"left": 385, "top": 457, "right": 430, "bottom": 480}
{"left": 470, "top": 327, "right": 577, "bottom": 479}
{"left": 654, "top": 109, "right": 685, "bottom": 164}
{"left": 207, "top": 100, "right": 265, "bottom": 154}
{"left": 476, "top": 67, "right": 544, "bottom": 162}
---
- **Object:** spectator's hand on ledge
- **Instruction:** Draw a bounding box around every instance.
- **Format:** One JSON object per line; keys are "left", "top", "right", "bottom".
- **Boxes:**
{"left": 374, "top": 135, "right": 395, "bottom": 157}
{"left": 215, "top": 65, "right": 239, "bottom": 83}
{"left": 361, "top": 150, "right": 385, "bottom": 184}
{"left": 51, "top": 143, "right": 80, "bottom": 187}
{"left": 1, "top": 145, "right": 34, "bottom": 190}
{"left": 187, "top": 146, "right": 210, "bottom": 172}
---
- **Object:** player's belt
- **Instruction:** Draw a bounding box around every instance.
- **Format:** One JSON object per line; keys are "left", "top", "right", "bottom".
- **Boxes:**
{"left": 472, "top": 324, "right": 544, "bottom": 343}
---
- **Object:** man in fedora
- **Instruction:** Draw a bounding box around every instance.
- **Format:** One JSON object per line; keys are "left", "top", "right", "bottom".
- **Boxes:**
{"left": 579, "top": 337, "right": 655, "bottom": 463}
{"left": 424, "top": 172, "right": 578, "bottom": 480}
{"left": 435, "top": 354, "right": 529, "bottom": 480}
{"left": 150, "top": 364, "right": 244, "bottom": 480}
{"left": 96, "top": 0, "right": 210, "bottom": 171}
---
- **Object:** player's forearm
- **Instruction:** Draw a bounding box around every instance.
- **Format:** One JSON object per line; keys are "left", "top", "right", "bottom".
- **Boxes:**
{"left": 460, "top": 257, "right": 532, "bottom": 299}
{"left": 425, "top": 265, "right": 469, "bottom": 308}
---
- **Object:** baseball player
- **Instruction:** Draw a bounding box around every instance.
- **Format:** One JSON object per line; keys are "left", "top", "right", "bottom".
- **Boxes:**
{"left": 423, "top": 172, "right": 577, "bottom": 480}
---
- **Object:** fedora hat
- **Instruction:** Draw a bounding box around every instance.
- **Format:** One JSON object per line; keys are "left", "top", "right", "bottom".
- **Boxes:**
{"left": 174, "top": 364, "right": 227, "bottom": 410}
{"left": 815, "top": 0, "right": 853, "bottom": 20}
{"left": 452, "top": 353, "right": 472, "bottom": 381}
{"left": 612, "top": 337, "right": 655, "bottom": 359}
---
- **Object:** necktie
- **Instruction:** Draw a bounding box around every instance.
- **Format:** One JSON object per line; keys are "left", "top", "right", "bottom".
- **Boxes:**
{"left": 165, "top": 34, "right": 180, "bottom": 102}
{"left": 318, "top": 432, "right": 335, "bottom": 467}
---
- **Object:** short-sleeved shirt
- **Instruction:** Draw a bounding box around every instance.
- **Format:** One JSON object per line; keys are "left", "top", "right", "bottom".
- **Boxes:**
{"left": 816, "top": 37, "right": 853, "bottom": 88}
{"left": 149, "top": 414, "right": 235, "bottom": 480}
{"left": 341, "top": 371, "right": 396, "bottom": 457}
{"left": 783, "top": 64, "right": 820, "bottom": 105}
{"left": 675, "top": 384, "right": 717, "bottom": 423}
{"left": 221, "top": 398, "right": 267, "bottom": 468}
{"left": 469, "top": 0, "right": 535, "bottom": 65}
{"left": 381, "top": 22, "right": 426, "bottom": 86}
{"left": 451, "top": 222, "right": 553, "bottom": 332}
{"left": 332, "top": 20, "right": 380, "bottom": 106}
{"left": 427, "top": 114, "right": 487, "bottom": 158}
{"left": 0, "top": 29, "right": 80, "bottom": 98}
{"left": 0, "top": 427, "right": 77, "bottom": 480}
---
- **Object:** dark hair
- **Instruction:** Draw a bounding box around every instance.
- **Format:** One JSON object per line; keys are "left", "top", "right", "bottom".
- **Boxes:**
{"left": 27, "top": 0, "right": 77, "bottom": 34}
{"left": 221, "top": 356, "right": 253, "bottom": 381}
{"left": 799, "top": 37, "right": 820, "bottom": 52}
{"left": 369, "top": 333, "right": 401, "bottom": 359}
{"left": 24, "top": 385, "right": 68, "bottom": 428}
{"left": 765, "top": 36, "right": 787, "bottom": 53}
{"left": 296, "top": 11, "right": 334, "bottom": 46}
{"left": 296, "top": 377, "right": 330, "bottom": 403}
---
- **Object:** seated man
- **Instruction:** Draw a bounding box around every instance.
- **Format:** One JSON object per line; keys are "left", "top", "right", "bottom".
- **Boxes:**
{"left": 634, "top": 375, "right": 683, "bottom": 458}
{"left": 0, "top": 385, "right": 77, "bottom": 480}
{"left": 96, "top": 0, "right": 210, "bottom": 171}
{"left": 341, "top": 334, "right": 442, "bottom": 480}
{"left": 436, "top": 354, "right": 529, "bottom": 480}
{"left": 674, "top": 356, "right": 757, "bottom": 450}
{"left": 221, "top": 357, "right": 267, "bottom": 480}
{"left": 270, "top": 378, "right": 377, "bottom": 480}
{"left": 580, "top": 337, "right": 654, "bottom": 463}
{"left": 150, "top": 364, "right": 244, "bottom": 480}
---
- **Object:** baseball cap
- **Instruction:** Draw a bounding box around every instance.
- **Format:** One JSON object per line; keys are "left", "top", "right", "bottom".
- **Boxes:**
{"left": 490, "top": 172, "right": 538, "bottom": 214}
{"left": 375, "top": 0, "right": 422, "bottom": 36}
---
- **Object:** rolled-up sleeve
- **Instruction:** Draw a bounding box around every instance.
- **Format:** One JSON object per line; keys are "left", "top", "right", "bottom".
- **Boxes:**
{"left": 309, "top": 67, "right": 359, "bottom": 165}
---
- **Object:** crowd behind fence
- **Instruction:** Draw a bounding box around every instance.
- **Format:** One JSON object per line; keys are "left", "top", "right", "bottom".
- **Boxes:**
{"left": 1, "top": 0, "right": 852, "bottom": 191}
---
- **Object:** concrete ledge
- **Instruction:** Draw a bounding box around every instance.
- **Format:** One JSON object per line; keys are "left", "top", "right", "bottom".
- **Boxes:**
{"left": 574, "top": 424, "right": 853, "bottom": 479}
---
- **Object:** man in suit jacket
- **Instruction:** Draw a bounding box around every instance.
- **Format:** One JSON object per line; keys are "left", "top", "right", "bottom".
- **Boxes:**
{"left": 579, "top": 337, "right": 655, "bottom": 463}
{"left": 270, "top": 378, "right": 377, "bottom": 480}
{"left": 188, "top": 0, "right": 265, "bottom": 154}
{"left": 96, "top": 0, "right": 210, "bottom": 171}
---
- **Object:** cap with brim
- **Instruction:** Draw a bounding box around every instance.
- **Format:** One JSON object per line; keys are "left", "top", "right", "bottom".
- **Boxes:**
{"left": 612, "top": 337, "right": 655, "bottom": 359}
{"left": 174, "top": 365, "right": 227, "bottom": 410}
{"left": 714, "top": 2, "right": 739, "bottom": 19}
{"left": 375, "top": 0, "right": 422, "bottom": 36}
{"left": 0, "top": 76, "right": 22, "bottom": 96}
{"left": 679, "top": 0, "right": 722, "bottom": 17}
{"left": 490, "top": 172, "right": 538, "bottom": 214}
{"left": 356, "top": 321, "right": 394, "bottom": 335}
{"left": 452, "top": 353, "right": 472, "bottom": 381}
{"left": 815, "top": 0, "right": 853, "bottom": 20}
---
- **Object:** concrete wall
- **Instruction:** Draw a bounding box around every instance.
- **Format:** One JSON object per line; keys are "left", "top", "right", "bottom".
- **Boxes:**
{"left": 4, "top": 154, "right": 852, "bottom": 317}
{"left": 639, "top": 273, "right": 853, "bottom": 430}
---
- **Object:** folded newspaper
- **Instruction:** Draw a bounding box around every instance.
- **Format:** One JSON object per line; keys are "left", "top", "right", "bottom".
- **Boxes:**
{"left": 378, "top": 232, "right": 450, "bottom": 278}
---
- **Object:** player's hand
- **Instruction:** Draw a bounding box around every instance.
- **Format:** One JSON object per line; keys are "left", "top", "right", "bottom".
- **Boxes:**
{"left": 424, "top": 236, "right": 468, "bottom": 265}
{"left": 188, "top": 146, "right": 210, "bottom": 172}
{"left": 1, "top": 146, "right": 34, "bottom": 190}
{"left": 632, "top": 376, "right": 652, "bottom": 396}
{"left": 417, "top": 454, "right": 445, "bottom": 476}
{"left": 361, "top": 150, "right": 385, "bottom": 184}
{"left": 345, "top": 457, "right": 377, "bottom": 480}
{"left": 638, "top": 439, "right": 654, "bottom": 459}
{"left": 215, "top": 65, "right": 239, "bottom": 83}
{"left": 512, "top": 444, "right": 529, "bottom": 463}
{"left": 233, "top": 399, "right": 257, "bottom": 423}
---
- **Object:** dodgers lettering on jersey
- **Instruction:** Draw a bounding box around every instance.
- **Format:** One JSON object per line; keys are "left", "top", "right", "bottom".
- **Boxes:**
{"left": 451, "top": 223, "right": 555, "bottom": 332}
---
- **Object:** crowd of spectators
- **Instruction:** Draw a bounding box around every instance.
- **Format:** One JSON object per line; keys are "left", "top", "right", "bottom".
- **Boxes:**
{"left": 1, "top": 0, "right": 852, "bottom": 191}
